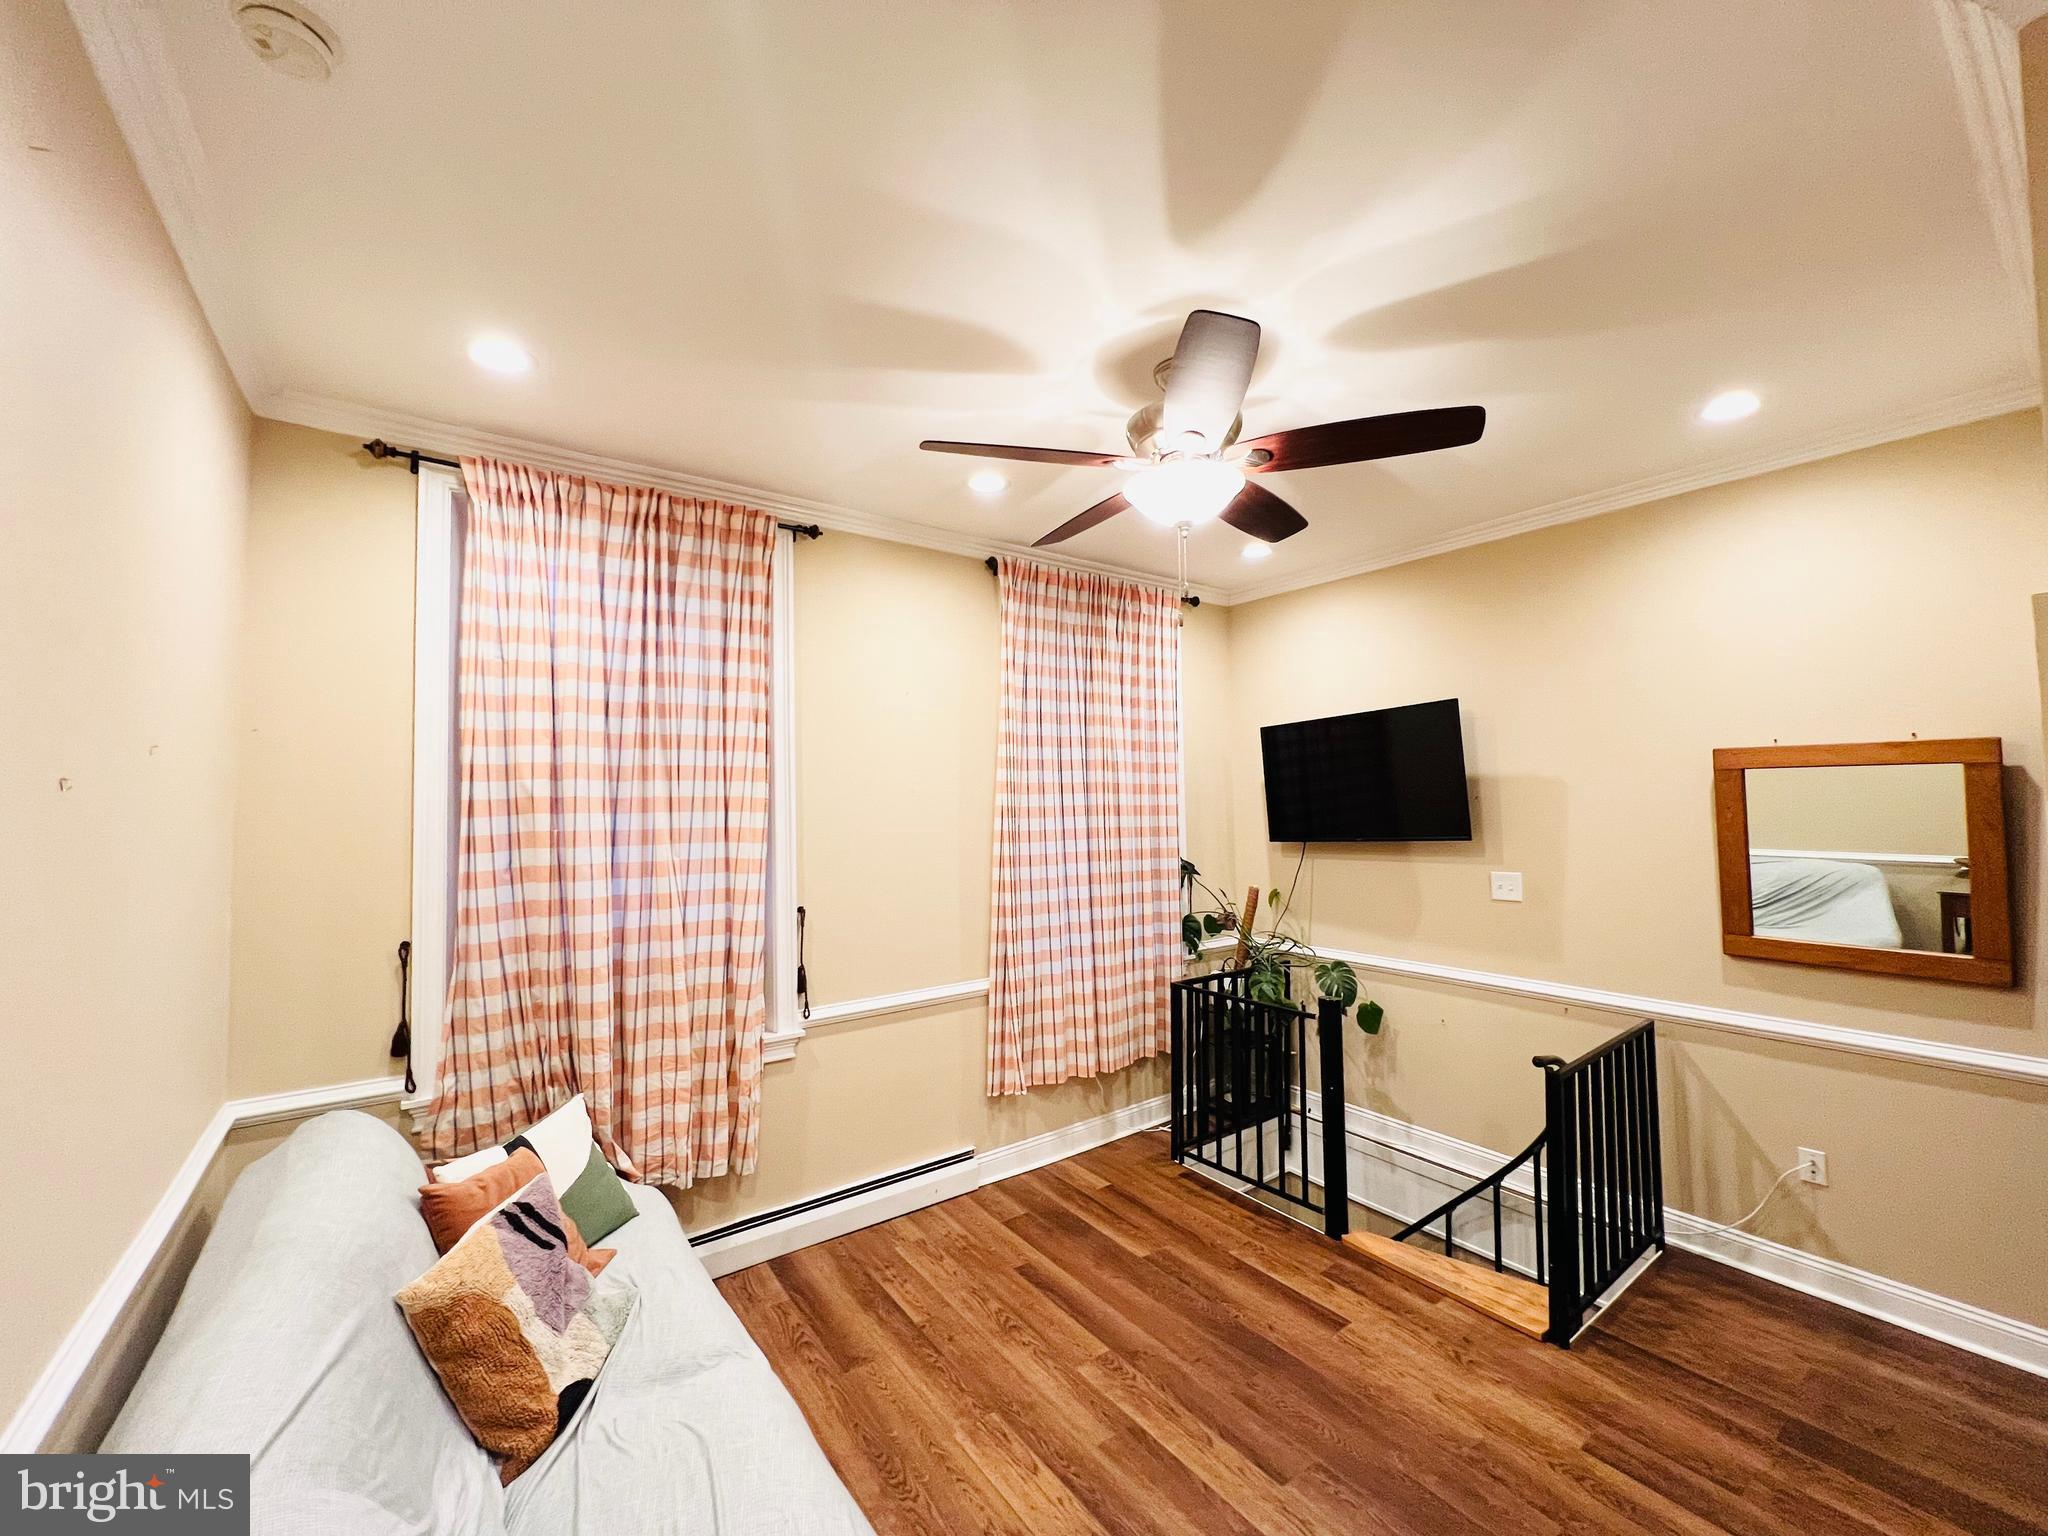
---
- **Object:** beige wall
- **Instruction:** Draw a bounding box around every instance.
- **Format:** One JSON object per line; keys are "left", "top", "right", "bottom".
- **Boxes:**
{"left": 218, "top": 414, "right": 2048, "bottom": 1324}
{"left": 0, "top": 0, "right": 250, "bottom": 1428}
{"left": 671, "top": 534, "right": 1224, "bottom": 1227}
{"left": 229, "top": 421, "right": 416, "bottom": 1096}
{"left": 1218, "top": 411, "right": 2048, "bottom": 1325}
{"left": 217, "top": 446, "right": 1210, "bottom": 1228}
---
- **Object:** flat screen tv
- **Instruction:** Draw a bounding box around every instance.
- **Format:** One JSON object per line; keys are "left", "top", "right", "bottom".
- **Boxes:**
{"left": 1260, "top": 699, "right": 1472, "bottom": 843}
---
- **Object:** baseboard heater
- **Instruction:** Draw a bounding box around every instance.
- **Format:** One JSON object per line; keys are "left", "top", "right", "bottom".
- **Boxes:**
{"left": 687, "top": 1148, "right": 977, "bottom": 1248}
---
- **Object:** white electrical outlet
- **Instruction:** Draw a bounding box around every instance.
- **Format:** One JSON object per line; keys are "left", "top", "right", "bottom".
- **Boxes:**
{"left": 1490, "top": 871, "right": 1523, "bottom": 902}
{"left": 1798, "top": 1147, "right": 1828, "bottom": 1186}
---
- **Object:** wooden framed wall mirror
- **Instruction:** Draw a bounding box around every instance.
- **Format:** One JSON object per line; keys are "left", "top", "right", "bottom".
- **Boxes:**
{"left": 1712, "top": 739, "right": 2012, "bottom": 986}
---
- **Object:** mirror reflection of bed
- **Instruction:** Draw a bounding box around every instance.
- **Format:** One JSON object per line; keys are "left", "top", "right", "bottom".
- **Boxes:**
{"left": 1744, "top": 763, "right": 1970, "bottom": 955}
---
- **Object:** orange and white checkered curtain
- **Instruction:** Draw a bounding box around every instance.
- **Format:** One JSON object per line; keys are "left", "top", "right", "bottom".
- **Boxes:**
{"left": 987, "top": 558, "right": 1182, "bottom": 1096}
{"left": 425, "top": 456, "right": 777, "bottom": 1187}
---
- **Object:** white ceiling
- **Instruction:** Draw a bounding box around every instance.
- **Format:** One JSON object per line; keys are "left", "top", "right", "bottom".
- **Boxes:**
{"left": 70, "top": 0, "right": 2040, "bottom": 597}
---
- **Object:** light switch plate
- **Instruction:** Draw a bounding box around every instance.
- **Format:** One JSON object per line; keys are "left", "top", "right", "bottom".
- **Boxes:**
{"left": 1490, "top": 871, "right": 1523, "bottom": 902}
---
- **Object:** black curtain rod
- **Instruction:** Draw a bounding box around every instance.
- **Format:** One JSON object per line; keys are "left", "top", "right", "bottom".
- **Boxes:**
{"left": 983, "top": 555, "right": 1199, "bottom": 606}
{"left": 363, "top": 440, "right": 823, "bottom": 539}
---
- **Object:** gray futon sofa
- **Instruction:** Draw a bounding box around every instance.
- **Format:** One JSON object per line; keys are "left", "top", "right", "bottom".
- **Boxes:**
{"left": 103, "top": 1111, "right": 873, "bottom": 1535}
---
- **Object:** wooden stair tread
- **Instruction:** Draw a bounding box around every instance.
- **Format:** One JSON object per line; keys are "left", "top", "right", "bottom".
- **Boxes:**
{"left": 1341, "top": 1229, "right": 1549, "bottom": 1339}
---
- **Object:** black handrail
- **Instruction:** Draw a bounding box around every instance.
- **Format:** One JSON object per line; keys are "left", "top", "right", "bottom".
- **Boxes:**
{"left": 1392, "top": 1126, "right": 1546, "bottom": 1276}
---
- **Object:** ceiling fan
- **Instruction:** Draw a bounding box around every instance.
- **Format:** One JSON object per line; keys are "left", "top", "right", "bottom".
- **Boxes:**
{"left": 921, "top": 309, "right": 1485, "bottom": 548}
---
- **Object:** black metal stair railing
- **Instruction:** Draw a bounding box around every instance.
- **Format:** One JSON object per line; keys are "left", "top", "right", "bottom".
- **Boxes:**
{"left": 1391, "top": 1126, "right": 1549, "bottom": 1281}
{"left": 1384, "top": 1018, "right": 1666, "bottom": 1347}
{"left": 1169, "top": 970, "right": 1349, "bottom": 1240}
{"left": 1536, "top": 1019, "right": 1665, "bottom": 1345}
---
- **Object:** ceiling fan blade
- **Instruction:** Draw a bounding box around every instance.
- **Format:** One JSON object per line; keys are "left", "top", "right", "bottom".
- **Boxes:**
{"left": 1220, "top": 481, "right": 1308, "bottom": 544}
{"left": 1034, "top": 491, "right": 1130, "bottom": 547}
{"left": 920, "top": 439, "right": 1127, "bottom": 467}
{"left": 1160, "top": 309, "right": 1260, "bottom": 452}
{"left": 1239, "top": 406, "right": 1485, "bottom": 473}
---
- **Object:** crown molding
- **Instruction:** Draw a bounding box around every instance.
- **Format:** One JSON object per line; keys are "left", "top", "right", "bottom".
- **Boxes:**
{"left": 1935, "top": 0, "right": 2041, "bottom": 378}
{"left": 75, "top": 0, "right": 2044, "bottom": 609}
{"left": 63, "top": 0, "right": 272, "bottom": 407}
{"left": 1971, "top": 0, "right": 2048, "bottom": 28}
{"left": 274, "top": 375, "right": 2040, "bottom": 612}
{"left": 262, "top": 388, "right": 1230, "bottom": 604}
{"left": 1227, "top": 378, "right": 2041, "bottom": 604}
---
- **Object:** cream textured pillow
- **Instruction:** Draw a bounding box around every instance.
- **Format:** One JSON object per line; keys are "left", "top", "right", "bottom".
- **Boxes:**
{"left": 396, "top": 1171, "right": 633, "bottom": 1483}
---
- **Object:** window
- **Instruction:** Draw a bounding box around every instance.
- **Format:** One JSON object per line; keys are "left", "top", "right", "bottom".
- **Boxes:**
{"left": 404, "top": 462, "right": 802, "bottom": 1119}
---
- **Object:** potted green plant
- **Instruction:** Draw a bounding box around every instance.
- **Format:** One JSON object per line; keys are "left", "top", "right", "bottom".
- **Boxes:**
{"left": 1179, "top": 859, "right": 1384, "bottom": 1035}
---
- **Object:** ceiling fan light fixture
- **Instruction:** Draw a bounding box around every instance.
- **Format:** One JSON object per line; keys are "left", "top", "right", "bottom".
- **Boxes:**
{"left": 1124, "top": 457, "right": 1245, "bottom": 528}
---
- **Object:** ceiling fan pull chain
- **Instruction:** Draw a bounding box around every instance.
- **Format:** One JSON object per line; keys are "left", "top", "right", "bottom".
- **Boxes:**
{"left": 1177, "top": 523, "right": 1190, "bottom": 611}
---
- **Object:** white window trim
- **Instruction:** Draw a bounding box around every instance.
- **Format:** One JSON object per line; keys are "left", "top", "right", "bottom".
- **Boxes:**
{"left": 405, "top": 464, "right": 463, "bottom": 1121}
{"left": 405, "top": 466, "right": 803, "bottom": 1125}
{"left": 761, "top": 533, "right": 804, "bottom": 1062}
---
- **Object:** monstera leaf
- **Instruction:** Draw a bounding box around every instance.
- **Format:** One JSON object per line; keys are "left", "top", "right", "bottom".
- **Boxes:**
{"left": 1181, "top": 913, "right": 1203, "bottom": 958}
{"left": 1312, "top": 960, "right": 1359, "bottom": 1007}
{"left": 1355, "top": 998, "right": 1385, "bottom": 1036}
{"left": 1248, "top": 959, "right": 1289, "bottom": 1005}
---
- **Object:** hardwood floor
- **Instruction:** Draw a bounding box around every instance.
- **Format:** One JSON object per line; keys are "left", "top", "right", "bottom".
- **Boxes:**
{"left": 718, "top": 1131, "right": 2048, "bottom": 1535}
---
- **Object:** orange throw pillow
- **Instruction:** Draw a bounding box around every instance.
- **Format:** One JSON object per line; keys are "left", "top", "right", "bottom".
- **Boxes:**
{"left": 420, "top": 1147, "right": 614, "bottom": 1276}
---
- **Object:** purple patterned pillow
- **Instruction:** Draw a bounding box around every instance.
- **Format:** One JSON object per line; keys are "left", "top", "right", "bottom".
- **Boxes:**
{"left": 396, "top": 1172, "right": 633, "bottom": 1481}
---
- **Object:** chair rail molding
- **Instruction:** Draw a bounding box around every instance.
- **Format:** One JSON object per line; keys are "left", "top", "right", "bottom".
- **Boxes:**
{"left": 267, "top": 391, "right": 1226, "bottom": 604}
{"left": 1, "top": 1076, "right": 408, "bottom": 1454}
{"left": 1197, "top": 936, "right": 2048, "bottom": 1086}
{"left": 800, "top": 976, "right": 992, "bottom": 1029}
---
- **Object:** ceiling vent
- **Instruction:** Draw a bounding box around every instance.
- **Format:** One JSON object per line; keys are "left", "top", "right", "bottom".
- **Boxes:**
{"left": 232, "top": 2, "right": 338, "bottom": 82}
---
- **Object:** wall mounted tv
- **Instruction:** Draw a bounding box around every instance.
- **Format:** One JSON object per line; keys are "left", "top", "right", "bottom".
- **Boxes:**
{"left": 1260, "top": 699, "right": 1472, "bottom": 843}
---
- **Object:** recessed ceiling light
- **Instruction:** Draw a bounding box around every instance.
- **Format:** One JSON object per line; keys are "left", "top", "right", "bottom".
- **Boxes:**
{"left": 1699, "top": 389, "right": 1760, "bottom": 424}
{"left": 1241, "top": 542, "right": 1273, "bottom": 562}
{"left": 468, "top": 333, "right": 533, "bottom": 376}
{"left": 968, "top": 470, "right": 1007, "bottom": 496}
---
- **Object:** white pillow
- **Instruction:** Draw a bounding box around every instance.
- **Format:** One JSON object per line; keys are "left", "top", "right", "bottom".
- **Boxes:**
{"left": 431, "top": 1093, "right": 595, "bottom": 1192}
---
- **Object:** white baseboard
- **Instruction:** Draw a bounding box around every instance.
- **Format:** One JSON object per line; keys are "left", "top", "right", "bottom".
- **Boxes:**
{"left": 692, "top": 1152, "right": 981, "bottom": 1280}
{"left": 1298, "top": 1102, "right": 2048, "bottom": 1378}
{"left": 18, "top": 1068, "right": 2039, "bottom": 1458}
{"left": 976, "top": 1093, "right": 1170, "bottom": 1186}
{"left": 1662, "top": 1206, "right": 2048, "bottom": 1377}
{"left": 1, "top": 1076, "right": 409, "bottom": 1454}
{"left": 692, "top": 1092, "right": 1171, "bottom": 1280}
{"left": 1300, "top": 1104, "right": 1545, "bottom": 1280}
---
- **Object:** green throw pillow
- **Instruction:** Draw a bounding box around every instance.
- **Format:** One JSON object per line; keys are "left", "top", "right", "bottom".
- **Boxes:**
{"left": 559, "top": 1142, "right": 637, "bottom": 1245}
